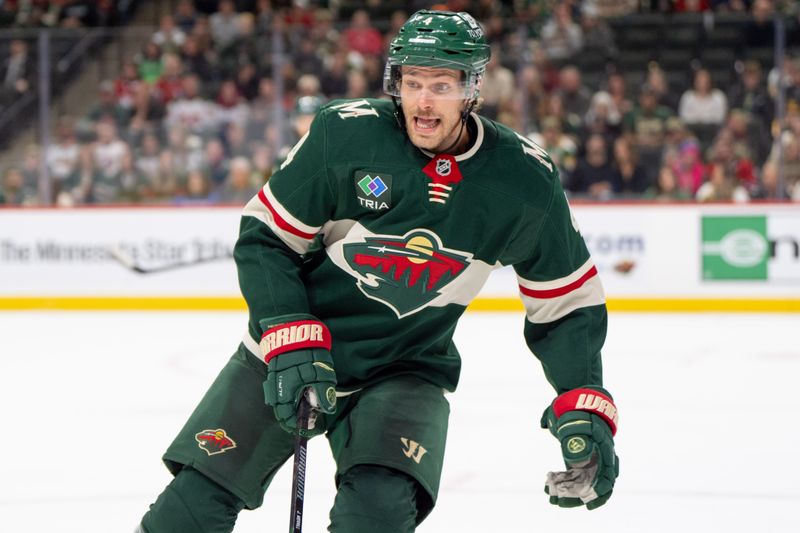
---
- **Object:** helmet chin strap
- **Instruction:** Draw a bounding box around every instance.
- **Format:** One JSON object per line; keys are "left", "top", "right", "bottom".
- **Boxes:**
{"left": 392, "top": 96, "right": 477, "bottom": 155}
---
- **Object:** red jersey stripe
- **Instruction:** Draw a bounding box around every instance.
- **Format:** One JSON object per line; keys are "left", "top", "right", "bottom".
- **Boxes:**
{"left": 519, "top": 266, "right": 598, "bottom": 299}
{"left": 257, "top": 189, "right": 316, "bottom": 240}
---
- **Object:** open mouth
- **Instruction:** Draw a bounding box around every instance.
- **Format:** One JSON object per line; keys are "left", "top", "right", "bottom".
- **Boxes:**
{"left": 414, "top": 117, "right": 440, "bottom": 133}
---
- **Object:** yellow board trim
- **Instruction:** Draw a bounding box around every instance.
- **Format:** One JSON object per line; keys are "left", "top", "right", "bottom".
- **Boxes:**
{"left": 1, "top": 296, "right": 800, "bottom": 313}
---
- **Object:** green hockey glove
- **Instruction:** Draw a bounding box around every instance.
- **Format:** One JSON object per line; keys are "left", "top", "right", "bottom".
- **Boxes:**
{"left": 541, "top": 386, "right": 619, "bottom": 510}
{"left": 260, "top": 314, "right": 337, "bottom": 437}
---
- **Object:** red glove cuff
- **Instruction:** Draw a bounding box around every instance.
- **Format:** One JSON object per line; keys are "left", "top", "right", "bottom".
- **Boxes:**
{"left": 553, "top": 388, "right": 618, "bottom": 436}
{"left": 260, "top": 320, "right": 332, "bottom": 363}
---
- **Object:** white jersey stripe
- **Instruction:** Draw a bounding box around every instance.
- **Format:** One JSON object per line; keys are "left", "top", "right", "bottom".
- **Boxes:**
{"left": 520, "top": 274, "right": 605, "bottom": 324}
{"left": 241, "top": 182, "right": 322, "bottom": 255}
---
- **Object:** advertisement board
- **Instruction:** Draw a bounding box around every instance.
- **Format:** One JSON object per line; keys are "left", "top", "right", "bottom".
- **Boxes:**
{"left": 1, "top": 204, "right": 798, "bottom": 311}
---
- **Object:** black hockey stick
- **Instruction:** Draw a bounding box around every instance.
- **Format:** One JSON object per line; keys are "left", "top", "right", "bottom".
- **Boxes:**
{"left": 108, "top": 244, "right": 232, "bottom": 275}
{"left": 290, "top": 393, "right": 312, "bottom": 533}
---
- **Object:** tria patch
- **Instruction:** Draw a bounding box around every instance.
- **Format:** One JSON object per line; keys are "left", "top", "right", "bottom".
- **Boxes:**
{"left": 422, "top": 155, "right": 463, "bottom": 204}
{"left": 342, "top": 229, "right": 472, "bottom": 318}
{"left": 195, "top": 428, "right": 237, "bottom": 456}
{"left": 354, "top": 171, "right": 392, "bottom": 211}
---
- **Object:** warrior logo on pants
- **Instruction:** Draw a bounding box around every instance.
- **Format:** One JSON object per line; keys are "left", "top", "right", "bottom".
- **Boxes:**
{"left": 195, "top": 429, "right": 237, "bottom": 456}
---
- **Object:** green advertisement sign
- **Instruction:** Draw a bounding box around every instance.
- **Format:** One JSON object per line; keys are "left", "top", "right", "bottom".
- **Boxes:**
{"left": 701, "top": 216, "right": 768, "bottom": 280}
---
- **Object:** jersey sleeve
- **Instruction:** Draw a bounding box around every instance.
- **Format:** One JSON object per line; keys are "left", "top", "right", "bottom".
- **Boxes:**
{"left": 234, "top": 110, "right": 336, "bottom": 343}
{"left": 512, "top": 179, "right": 607, "bottom": 394}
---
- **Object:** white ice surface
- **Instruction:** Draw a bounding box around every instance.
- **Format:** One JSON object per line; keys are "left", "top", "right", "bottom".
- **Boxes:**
{"left": 1, "top": 311, "right": 798, "bottom": 532}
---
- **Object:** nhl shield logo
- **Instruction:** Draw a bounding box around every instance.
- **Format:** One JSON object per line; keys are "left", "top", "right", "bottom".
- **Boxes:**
{"left": 435, "top": 158, "right": 452, "bottom": 176}
{"left": 195, "top": 428, "right": 237, "bottom": 456}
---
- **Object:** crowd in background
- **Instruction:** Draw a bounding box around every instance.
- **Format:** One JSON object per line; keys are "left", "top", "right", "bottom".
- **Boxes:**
{"left": 2, "top": 0, "right": 800, "bottom": 207}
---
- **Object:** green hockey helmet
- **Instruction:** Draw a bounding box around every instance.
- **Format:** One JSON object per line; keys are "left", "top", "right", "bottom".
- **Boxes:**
{"left": 383, "top": 10, "right": 490, "bottom": 100}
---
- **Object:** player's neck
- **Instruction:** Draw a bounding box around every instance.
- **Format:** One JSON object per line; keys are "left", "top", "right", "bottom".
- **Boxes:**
{"left": 441, "top": 114, "right": 476, "bottom": 156}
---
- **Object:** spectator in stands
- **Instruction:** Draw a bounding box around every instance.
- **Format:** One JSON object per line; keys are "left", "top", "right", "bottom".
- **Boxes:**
{"left": 669, "top": 138, "right": 706, "bottom": 195}
{"left": 215, "top": 79, "right": 248, "bottom": 131}
{"left": 383, "top": 10, "right": 409, "bottom": 52}
{"left": 190, "top": 14, "right": 214, "bottom": 54}
{"left": 679, "top": 68, "right": 728, "bottom": 126}
{"left": 174, "top": 169, "right": 219, "bottom": 205}
{"left": 154, "top": 53, "right": 186, "bottom": 106}
{"left": 153, "top": 14, "right": 187, "bottom": 54}
{"left": 293, "top": 38, "right": 325, "bottom": 77}
{"left": 611, "top": 136, "right": 650, "bottom": 196}
{"left": 605, "top": 71, "right": 632, "bottom": 117}
{"left": 728, "top": 60, "right": 773, "bottom": 130}
{"left": 623, "top": 83, "right": 674, "bottom": 183}
{"left": 584, "top": 90, "right": 622, "bottom": 146}
{"left": 224, "top": 12, "right": 258, "bottom": 75}
{"left": 320, "top": 50, "right": 349, "bottom": 98}
{"left": 251, "top": 143, "right": 275, "bottom": 182}
{"left": 202, "top": 137, "right": 229, "bottom": 188}
{"left": 528, "top": 115, "right": 578, "bottom": 185}
{"left": 0, "top": 167, "right": 34, "bottom": 205}
{"left": 1, "top": 39, "right": 33, "bottom": 105}
{"left": 750, "top": 160, "right": 784, "bottom": 199}
{"left": 567, "top": 134, "right": 616, "bottom": 199}
{"left": 137, "top": 42, "right": 163, "bottom": 85}
{"left": 45, "top": 116, "right": 82, "bottom": 204}
{"left": 161, "top": 125, "right": 204, "bottom": 192}
{"left": 580, "top": 2, "right": 617, "bottom": 59}
{"left": 540, "top": 1, "right": 583, "bottom": 62}
{"left": 696, "top": 162, "right": 750, "bottom": 202}
{"left": 88, "top": 120, "right": 133, "bottom": 204}
{"left": 345, "top": 69, "right": 370, "bottom": 99}
{"left": 180, "top": 36, "right": 215, "bottom": 83}
{"left": 85, "top": 80, "right": 132, "bottom": 131}
{"left": 726, "top": 108, "right": 770, "bottom": 166}
{"left": 223, "top": 122, "right": 249, "bottom": 158}
{"left": 235, "top": 63, "right": 259, "bottom": 101}
{"left": 114, "top": 61, "right": 145, "bottom": 116}
{"left": 218, "top": 156, "right": 259, "bottom": 204}
{"left": 544, "top": 91, "right": 582, "bottom": 140}
{"left": 210, "top": 0, "right": 240, "bottom": 53}
{"left": 174, "top": 0, "right": 199, "bottom": 33}
{"left": 134, "top": 131, "right": 168, "bottom": 201}
{"left": 643, "top": 165, "right": 692, "bottom": 201}
{"left": 745, "top": 0, "right": 776, "bottom": 49}
{"left": 246, "top": 76, "right": 278, "bottom": 140}
{"left": 343, "top": 9, "right": 384, "bottom": 59}
{"left": 166, "top": 73, "right": 215, "bottom": 137}
{"left": 646, "top": 63, "right": 679, "bottom": 112}
{"left": 518, "top": 64, "right": 547, "bottom": 133}
{"left": 480, "top": 44, "right": 515, "bottom": 121}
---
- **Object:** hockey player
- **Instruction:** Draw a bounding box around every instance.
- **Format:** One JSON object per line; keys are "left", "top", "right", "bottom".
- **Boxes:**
{"left": 138, "top": 10, "right": 619, "bottom": 532}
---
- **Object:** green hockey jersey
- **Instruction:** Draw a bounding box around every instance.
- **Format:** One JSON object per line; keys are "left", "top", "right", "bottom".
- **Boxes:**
{"left": 235, "top": 98, "right": 607, "bottom": 394}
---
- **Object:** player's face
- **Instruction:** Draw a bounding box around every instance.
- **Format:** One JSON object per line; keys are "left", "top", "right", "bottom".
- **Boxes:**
{"left": 399, "top": 66, "right": 469, "bottom": 153}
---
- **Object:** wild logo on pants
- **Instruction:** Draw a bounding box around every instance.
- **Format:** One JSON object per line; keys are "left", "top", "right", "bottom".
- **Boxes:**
{"left": 195, "top": 429, "right": 237, "bottom": 456}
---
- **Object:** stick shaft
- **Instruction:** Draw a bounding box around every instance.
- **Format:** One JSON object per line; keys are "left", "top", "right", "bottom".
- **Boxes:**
{"left": 290, "top": 398, "right": 311, "bottom": 533}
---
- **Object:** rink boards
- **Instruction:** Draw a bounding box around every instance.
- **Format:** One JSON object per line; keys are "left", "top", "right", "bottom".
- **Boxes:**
{"left": 1, "top": 203, "right": 799, "bottom": 312}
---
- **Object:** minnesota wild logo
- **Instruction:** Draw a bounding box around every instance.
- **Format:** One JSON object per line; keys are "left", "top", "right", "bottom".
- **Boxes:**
{"left": 343, "top": 229, "right": 471, "bottom": 318}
